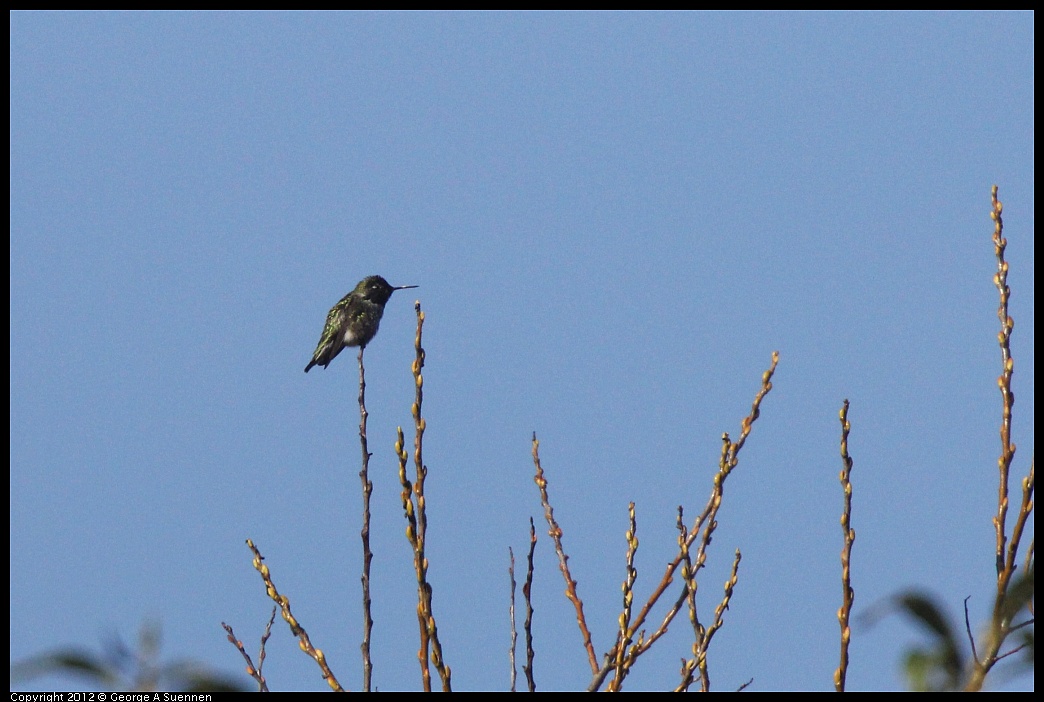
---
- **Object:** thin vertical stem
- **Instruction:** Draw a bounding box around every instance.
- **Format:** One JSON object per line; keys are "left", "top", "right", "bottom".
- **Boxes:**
{"left": 508, "top": 547, "right": 517, "bottom": 692}
{"left": 358, "top": 347, "right": 373, "bottom": 691}
{"left": 835, "top": 400, "right": 855, "bottom": 692}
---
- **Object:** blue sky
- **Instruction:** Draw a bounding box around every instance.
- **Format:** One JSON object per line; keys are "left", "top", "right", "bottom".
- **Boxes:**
{"left": 10, "top": 11, "right": 1034, "bottom": 692}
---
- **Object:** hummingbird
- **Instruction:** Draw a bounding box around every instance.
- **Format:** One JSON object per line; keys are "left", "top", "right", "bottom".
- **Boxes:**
{"left": 304, "top": 275, "right": 418, "bottom": 372}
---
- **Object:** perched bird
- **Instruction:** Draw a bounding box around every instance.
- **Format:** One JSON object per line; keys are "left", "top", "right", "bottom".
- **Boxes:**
{"left": 304, "top": 275, "right": 418, "bottom": 372}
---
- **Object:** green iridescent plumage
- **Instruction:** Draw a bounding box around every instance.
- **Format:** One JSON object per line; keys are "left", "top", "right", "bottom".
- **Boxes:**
{"left": 305, "top": 275, "right": 418, "bottom": 372}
